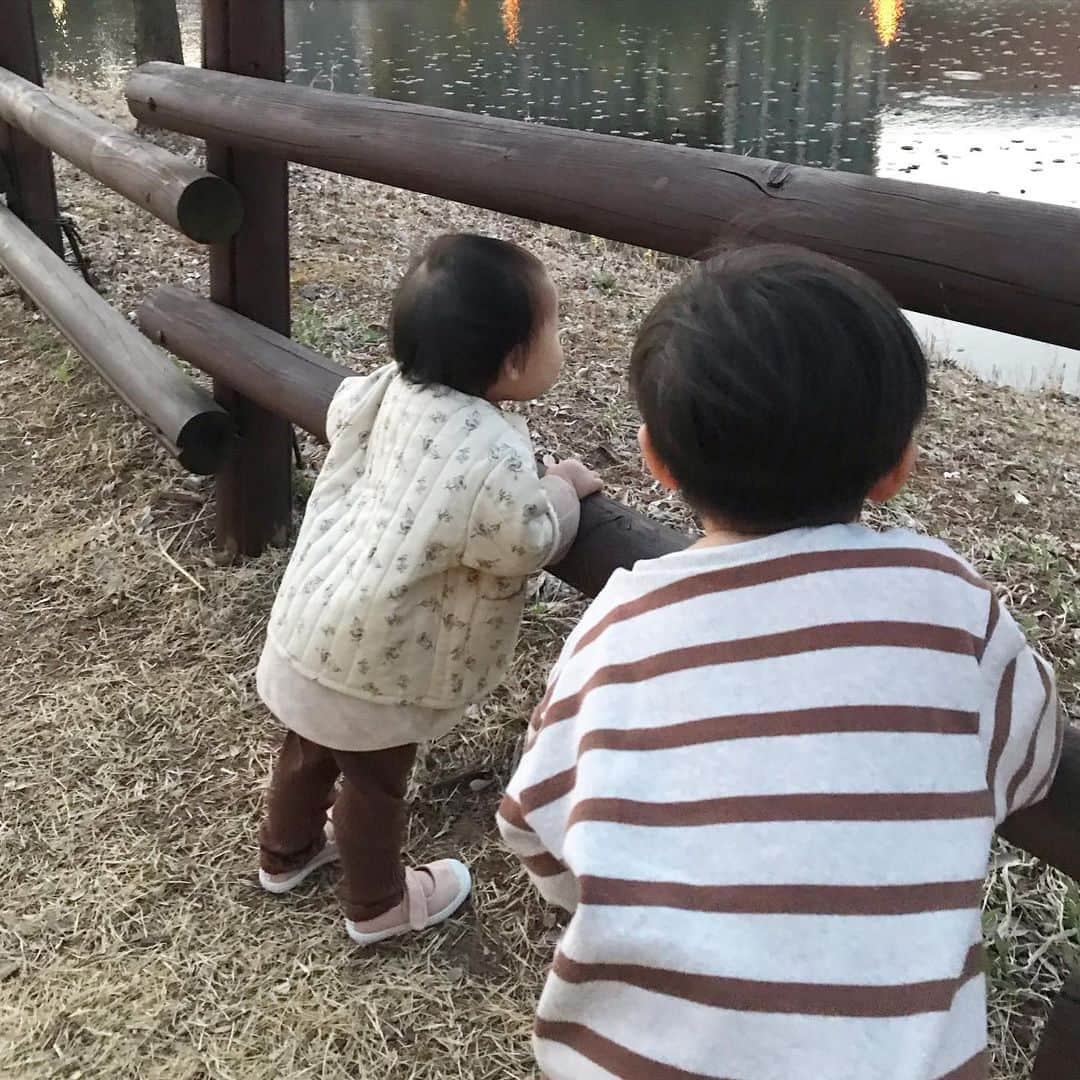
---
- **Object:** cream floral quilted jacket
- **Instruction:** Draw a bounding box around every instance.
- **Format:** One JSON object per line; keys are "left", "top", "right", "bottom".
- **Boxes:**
{"left": 266, "top": 363, "right": 574, "bottom": 709}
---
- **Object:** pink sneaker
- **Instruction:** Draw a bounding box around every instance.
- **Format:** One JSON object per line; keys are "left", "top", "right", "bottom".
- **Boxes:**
{"left": 259, "top": 819, "right": 339, "bottom": 895}
{"left": 345, "top": 860, "right": 472, "bottom": 946}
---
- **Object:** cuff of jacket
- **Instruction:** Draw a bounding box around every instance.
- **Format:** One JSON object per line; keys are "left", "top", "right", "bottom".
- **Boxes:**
{"left": 540, "top": 474, "right": 581, "bottom": 566}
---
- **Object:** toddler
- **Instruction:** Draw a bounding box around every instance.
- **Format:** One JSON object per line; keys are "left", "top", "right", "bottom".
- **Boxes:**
{"left": 500, "top": 246, "right": 1064, "bottom": 1080}
{"left": 257, "top": 234, "right": 600, "bottom": 945}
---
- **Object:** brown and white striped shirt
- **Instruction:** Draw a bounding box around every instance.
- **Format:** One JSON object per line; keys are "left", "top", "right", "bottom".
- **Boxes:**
{"left": 498, "top": 524, "right": 1063, "bottom": 1080}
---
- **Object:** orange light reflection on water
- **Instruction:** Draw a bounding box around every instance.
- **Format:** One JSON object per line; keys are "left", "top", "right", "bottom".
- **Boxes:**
{"left": 870, "top": 0, "right": 903, "bottom": 47}
{"left": 502, "top": 0, "right": 520, "bottom": 46}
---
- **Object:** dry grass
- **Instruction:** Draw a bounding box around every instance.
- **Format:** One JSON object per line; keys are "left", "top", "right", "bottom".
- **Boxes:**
{"left": 1, "top": 80, "right": 1077, "bottom": 1080}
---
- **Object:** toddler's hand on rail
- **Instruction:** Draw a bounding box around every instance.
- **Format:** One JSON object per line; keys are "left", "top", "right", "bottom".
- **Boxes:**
{"left": 545, "top": 458, "right": 603, "bottom": 500}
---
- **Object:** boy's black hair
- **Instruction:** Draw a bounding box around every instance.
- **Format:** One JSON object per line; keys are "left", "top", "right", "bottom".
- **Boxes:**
{"left": 391, "top": 233, "right": 552, "bottom": 396}
{"left": 630, "top": 245, "right": 928, "bottom": 532}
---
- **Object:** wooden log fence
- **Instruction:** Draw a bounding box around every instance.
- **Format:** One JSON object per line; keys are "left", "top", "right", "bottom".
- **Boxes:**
{"left": 0, "top": 66, "right": 242, "bottom": 244}
{"left": 0, "top": 207, "right": 233, "bottom": 473}
{"left": 126, "top": 61, "right": 1080, "bottom": 352}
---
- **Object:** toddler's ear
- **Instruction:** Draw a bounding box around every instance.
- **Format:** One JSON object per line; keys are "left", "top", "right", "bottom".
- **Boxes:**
{"left": 638, "top": 425, "right": 680, "bottom": 491}
{"left": 502, "top": 348, "right": 523, "bottom": 381}
{"left": 868, "top": 442, "right": 918, "bottom": 503}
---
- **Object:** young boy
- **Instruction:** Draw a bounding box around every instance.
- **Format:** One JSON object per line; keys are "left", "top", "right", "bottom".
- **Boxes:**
{"left": 498, "top": 247, "right": 1064, "bottom": 1080}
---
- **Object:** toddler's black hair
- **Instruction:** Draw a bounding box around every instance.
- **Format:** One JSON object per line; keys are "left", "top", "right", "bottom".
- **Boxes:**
{"left": 391, "top": 233, "right": 552, "bottom": 396}
{"left": 630, "top": 245, "right": 928, "bottom": 532}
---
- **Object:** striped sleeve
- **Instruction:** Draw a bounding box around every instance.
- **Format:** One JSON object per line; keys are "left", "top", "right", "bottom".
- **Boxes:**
{"left": 979, "top": 597, "right": 1064, "bottom": 823}
{"left": 496, "top": 583, "right": 630, "bottom": 902}
{"left": 499, "top": 612, "right": 590, "bottom": 911}
{"left": 497, "top": 791, "right": 579, "bottom": 911}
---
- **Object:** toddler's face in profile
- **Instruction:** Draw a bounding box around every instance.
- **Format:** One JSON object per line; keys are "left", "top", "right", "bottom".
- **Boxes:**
{"left": 486, "top": 272, "right": 564, "bottom": 402}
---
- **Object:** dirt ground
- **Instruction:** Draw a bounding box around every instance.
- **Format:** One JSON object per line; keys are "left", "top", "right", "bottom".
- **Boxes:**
{"left": 1, "top": 84, "right": 1078, "bottom": 1080}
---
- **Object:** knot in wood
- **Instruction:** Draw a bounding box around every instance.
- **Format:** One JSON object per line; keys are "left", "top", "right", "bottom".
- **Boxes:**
{"left": 766, "top": 163, "right": 792, "bottom": 190}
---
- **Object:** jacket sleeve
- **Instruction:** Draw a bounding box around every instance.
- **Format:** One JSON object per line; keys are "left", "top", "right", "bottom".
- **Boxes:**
{"left": 981, "top": 596, "right": 1065, "bottom": 824}
{"left": 461, "top": 456, "right": 577, "bottom": 577}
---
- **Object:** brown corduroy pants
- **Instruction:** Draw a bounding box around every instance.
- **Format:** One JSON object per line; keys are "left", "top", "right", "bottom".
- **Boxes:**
{"left": 259, "top": 730, "right": 418, "bottom": 922}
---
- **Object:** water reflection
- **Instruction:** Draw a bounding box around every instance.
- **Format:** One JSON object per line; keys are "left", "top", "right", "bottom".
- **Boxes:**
{"left": 33, "top": 0, "right": 1080, "bottom": 189}
{"left": 870, "top": 0, "right": 903, "bottom": 47}
{"left": 31, "top": 0, "right": 201, "bottom": 76}
{"left": 33, "top": 0, "right": 135, "bottom": 78}
{"left": 28, "top": 0, "right": 1080, "bottom": 390}
{"left": 501, "top": 0, "right": 520, "bottom": 46}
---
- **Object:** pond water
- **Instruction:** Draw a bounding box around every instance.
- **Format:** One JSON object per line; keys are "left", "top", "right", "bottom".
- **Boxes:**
{"left": 32, "top": 0, "right": 1080, "bottom": 393}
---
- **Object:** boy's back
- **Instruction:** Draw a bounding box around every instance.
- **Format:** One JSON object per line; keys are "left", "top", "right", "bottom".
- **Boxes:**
{"left": 500, "top": 524, "right": 1062, "bottom": 1080}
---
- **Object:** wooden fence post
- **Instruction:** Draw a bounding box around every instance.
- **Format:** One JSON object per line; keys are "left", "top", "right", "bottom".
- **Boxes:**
{"left": 202, "top": 0, "right": 292, "bottom": 557}
{"left": 0, "top": 0, "right": 63, "bottom": 255}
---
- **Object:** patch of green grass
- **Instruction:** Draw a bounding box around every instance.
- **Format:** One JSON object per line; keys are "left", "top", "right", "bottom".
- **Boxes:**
{"left": 292, "top": 299, "right": 383, "bottom": 358}
{"left": 593, "top": 270, "right": 619, "bottom": 294}
{"left": 293, "top": 469, "right": 317, "bottom": 504}
{"left": 292, "top": 299, "right": 332, "bottom": 352}
{"left": 53, "top": 350, "right": 78, "bottom": 384}
{"left": 359, "top": 326, "right": 386, "bottom": 345}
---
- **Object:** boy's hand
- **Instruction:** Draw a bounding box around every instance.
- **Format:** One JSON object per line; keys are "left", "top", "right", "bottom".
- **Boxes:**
{"left": 545, "top": 458, "right": 603, "bottom": 499}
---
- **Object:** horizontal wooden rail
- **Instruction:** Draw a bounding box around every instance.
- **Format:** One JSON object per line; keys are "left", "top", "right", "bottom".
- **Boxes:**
{"left": 126, "top": 62, "right": 1080, "bottom": 350}
{"left": 139, "top": 282, "right": 1078, "bottom": 881}
{"left": 0, "top": 209, "right": 234, "bottom": 473}
{"left": 0, "top": 65, "right": 241, "bottom": 243}
{"left": 140, "top": 284, "right": 352, "bottom": 444}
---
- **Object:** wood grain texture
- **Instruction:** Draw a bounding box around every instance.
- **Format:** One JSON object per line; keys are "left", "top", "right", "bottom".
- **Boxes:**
{"left": 201, "top": 0, "right": 293, "bottom": 557}
{"left": 0, "top": 66, "right": 241, "bottom": 243}
{"left": 0, "top": 207, "right": 233, "bottom": 473}
{"left": 140, "top": 284, "right": 348, "bottom": 444}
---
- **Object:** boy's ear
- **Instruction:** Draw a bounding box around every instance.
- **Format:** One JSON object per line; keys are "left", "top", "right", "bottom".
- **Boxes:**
{"left": 868, "top": 442, "right": 918, "bottom": 504}
{"left": 638, "top": 424, "right": 680, "bottom": 491}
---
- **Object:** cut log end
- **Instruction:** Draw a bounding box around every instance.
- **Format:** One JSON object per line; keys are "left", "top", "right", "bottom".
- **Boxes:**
{"left": 176, "top": 407, "right": 236, "bottom": 475}
{"left": 176, "top": 175, "right": 244, "bottom": 243}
